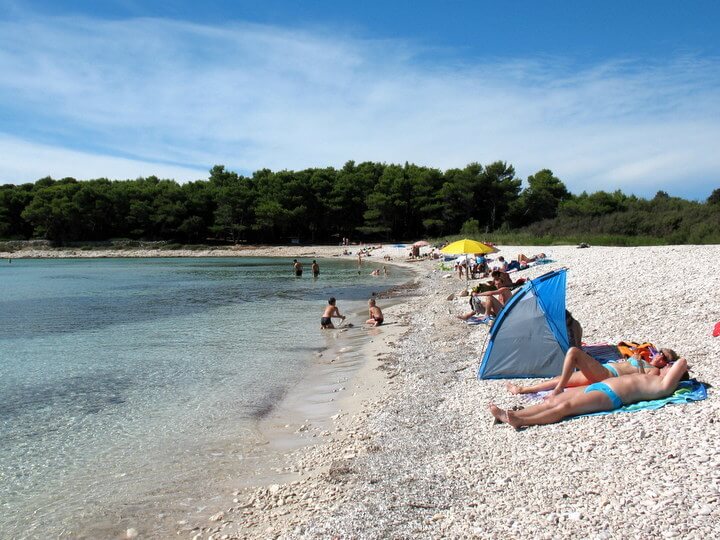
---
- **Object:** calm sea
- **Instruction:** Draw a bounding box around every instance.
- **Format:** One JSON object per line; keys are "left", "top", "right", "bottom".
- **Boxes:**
{"left": 0, "top": 256, "right": 409, "bottom": 538}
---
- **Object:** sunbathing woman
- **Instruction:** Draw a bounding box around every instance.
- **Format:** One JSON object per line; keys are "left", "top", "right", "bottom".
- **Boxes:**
{"left": 507, "top": 346, "right": 679, "bottom": 396}
{"left": 491, "top": 358, "right": 689, "bottom": 428}
{"left": 517, "top": 252, "right": 547, "bottom": 265}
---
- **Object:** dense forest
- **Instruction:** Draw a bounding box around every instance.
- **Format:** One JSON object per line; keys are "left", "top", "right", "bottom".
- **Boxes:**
{"left": 1, "top": 161, "right": 719, "bottom": 245}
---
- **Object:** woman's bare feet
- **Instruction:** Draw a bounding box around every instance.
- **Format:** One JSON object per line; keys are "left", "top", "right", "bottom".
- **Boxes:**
{"left": 506, "top": 382, "right": 523, "bottom": 395}
{"left": 505, "top": 410, "right": 523, "bottom": 429}
{"left": 489, "top": 403, "right": 509, "bottom": 424}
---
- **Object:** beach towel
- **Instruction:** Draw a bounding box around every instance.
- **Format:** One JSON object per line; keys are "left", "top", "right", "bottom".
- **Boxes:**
{"left": 466, "top": 315, "right": 494, "bottom": 326}
{"left": 713, "top": 321, "right": 720, "bottom": 337}
{"left": 506, "top": 258, "right": 555, "bottom": 274}
{"left": 583, "top": 343, "right": 623, "bottom": 362}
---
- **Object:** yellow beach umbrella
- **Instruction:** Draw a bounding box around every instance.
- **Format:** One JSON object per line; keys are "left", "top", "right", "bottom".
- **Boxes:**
{"left": 440, "top": 238, "right": 495, "bottom": 255}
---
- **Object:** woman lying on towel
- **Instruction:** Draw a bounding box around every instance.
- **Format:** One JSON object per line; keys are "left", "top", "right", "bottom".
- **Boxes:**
{"left": 506, "top": 346, "right": 679, "bottom": 397}
{"left": 517, "top": 252, "right": 546, "bottom": 265}
{"left": 491, "top": 358, "right": 689, "bottom": 428}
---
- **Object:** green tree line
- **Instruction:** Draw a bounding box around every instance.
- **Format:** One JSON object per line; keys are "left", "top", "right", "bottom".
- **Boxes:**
{"left": 1, "top": 161, "right": 718, "bottom": 244}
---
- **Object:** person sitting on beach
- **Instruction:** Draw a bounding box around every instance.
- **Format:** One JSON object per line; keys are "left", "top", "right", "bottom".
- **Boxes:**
{"left": 465, "top": 273, "right": 513, "bottom": 317}
{"left": 492, "top": 256, "right": 508, "bottom": 272}
{"left": 506, "top": 346, "right": 679, "bottom": 396}
{"left": 320, "top": 297, "right": 345, "bottom": 329}
{"left": 474, "top": 270, "right": 525, "bottom": 292}
{"left": 490, "top": 358, "right": 689, "bottom": 428}
{"left": 472, "top": 254, "right": 489, "bottom": 277}
{"left": 311, "top": 260, "right": 320, "bottom": 277}
{"left": 292, "top": 259, "right": 303, "bottom": 277}
{"left": 366, "top": 298, "right": 384, "bottom": 326}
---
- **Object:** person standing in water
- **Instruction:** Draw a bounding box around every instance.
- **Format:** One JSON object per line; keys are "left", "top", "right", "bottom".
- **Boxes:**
{"left": 311, "top": 260, "right": 320, "bottom": 278}
{"left": 320, "top": 297, "right": 345, "bottom": 329}
{"left": 292, "top": 259, "right": 303, "bottom": 277}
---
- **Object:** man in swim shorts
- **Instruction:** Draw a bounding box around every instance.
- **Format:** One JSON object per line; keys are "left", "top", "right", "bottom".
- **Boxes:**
{"left": 311, "top": 260, "right": 320, "bottom": 278}
{"left": 293, "top": 259, "right": 303, "bottom": 277}
{"left": 365, "top": 298, "right": 384, "bottom": 326}
{"left": 321, "top": 297, "right": 345, "bottom": 329}
{"left": 507, "top": 346, "right": 679, "bottom": 396}
{"left": 490, "top": 358, "right": 689, "bottom": 428}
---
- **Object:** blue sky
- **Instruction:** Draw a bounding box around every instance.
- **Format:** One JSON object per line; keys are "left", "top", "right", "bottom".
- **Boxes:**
{"left": 1, "top": 0, "right": 718, "bottom": 199}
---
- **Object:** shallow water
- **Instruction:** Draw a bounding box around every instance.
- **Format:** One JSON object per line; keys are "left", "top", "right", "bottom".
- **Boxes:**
{"left": 0, "top": 257, "right": 408, "bottom": 537}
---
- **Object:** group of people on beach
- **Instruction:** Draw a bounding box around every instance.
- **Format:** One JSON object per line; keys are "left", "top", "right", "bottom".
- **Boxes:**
{"left": 455, "top": 252, "right": 546, "bottom": 280}
{"left": 450, "top": 251, "right": 692, "bottom": 428}
{"left": 320, "top": 297, "right": 384, "bottom": 330}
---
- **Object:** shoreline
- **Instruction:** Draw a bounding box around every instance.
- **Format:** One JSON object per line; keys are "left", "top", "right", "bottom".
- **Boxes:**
{"left": 0, "top": 244, "right": 409, "bottom": 260}
{"left": 1, "top": 246, "right": 424, "bottom": 539}
{"left": 166, "top": 251, "right": 426, "bottom": 539}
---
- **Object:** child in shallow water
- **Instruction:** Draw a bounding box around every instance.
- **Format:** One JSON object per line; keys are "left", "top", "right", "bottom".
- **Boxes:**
{"left": 320, "top": 297, "right": 345, "bottom": 329}
{"left": 365, "top": 298, "right": 384, "bottom": 326}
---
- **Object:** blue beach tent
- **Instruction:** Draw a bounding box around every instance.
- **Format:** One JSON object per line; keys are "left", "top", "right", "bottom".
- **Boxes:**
{"left": 478, "top": 268, "right": 570, "bottom": 379}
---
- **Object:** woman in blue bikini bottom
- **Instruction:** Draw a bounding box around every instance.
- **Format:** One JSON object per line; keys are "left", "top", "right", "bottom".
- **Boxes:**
{"left": 490, "top": 358, "right": 689, "bottom": 428}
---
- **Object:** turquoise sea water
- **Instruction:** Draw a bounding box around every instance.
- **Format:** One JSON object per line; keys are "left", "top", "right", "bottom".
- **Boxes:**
{"left": 0, "top": 257, "right": 408, "bottom": 537}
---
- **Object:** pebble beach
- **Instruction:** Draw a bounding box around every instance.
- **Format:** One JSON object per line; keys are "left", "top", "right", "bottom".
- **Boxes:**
{"left": 4, "top": 244, "right": 720, "bottom": 539}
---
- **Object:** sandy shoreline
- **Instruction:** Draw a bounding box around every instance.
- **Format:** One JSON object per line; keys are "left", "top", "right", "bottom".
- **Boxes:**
{"left": 0, "top": 244, "right": 408, "bottom": 260}
{"left": 5, "top": 244, "right": 719, "bottom": 538}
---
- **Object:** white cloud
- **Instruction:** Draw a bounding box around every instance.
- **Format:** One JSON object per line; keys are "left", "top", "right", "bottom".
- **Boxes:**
{"left": 0, "top": 13, "right": 718, "bottom": 198}
{"left": 0, "top": 135, "right": 206, "bottom": 183}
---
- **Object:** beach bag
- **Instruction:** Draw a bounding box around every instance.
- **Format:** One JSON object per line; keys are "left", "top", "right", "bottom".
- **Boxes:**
{"left": 470, "top": 295, "right": 486, "bottom": 315}
{"left": 617, "top": 341, "right": 655, "bottom": 361}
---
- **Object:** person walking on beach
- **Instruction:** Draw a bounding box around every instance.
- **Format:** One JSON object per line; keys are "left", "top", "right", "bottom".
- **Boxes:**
{"left": 293, "top": 259, "right": 303, "bottom": 277}
{"left": 490, "top": 358, "right": 689, "bottom": 428}
{"left": 365, "top": 298, "right": 384, "bottom": 326}
{"left": 320, "top": 297, "right": 346, "bottom": 329}
{"left": 311, "top": 260, "right": 320, "bottom": 278}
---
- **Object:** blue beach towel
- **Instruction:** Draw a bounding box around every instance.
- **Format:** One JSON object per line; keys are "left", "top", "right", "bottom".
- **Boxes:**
{"left": 583, "top": 343, "right": 624, "bottom": 362}
{"left": 506, "top": 258, "right": 555, "bottom": 274}
{"left": 466, "top": 315, "right": 494, "bottom": 326}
